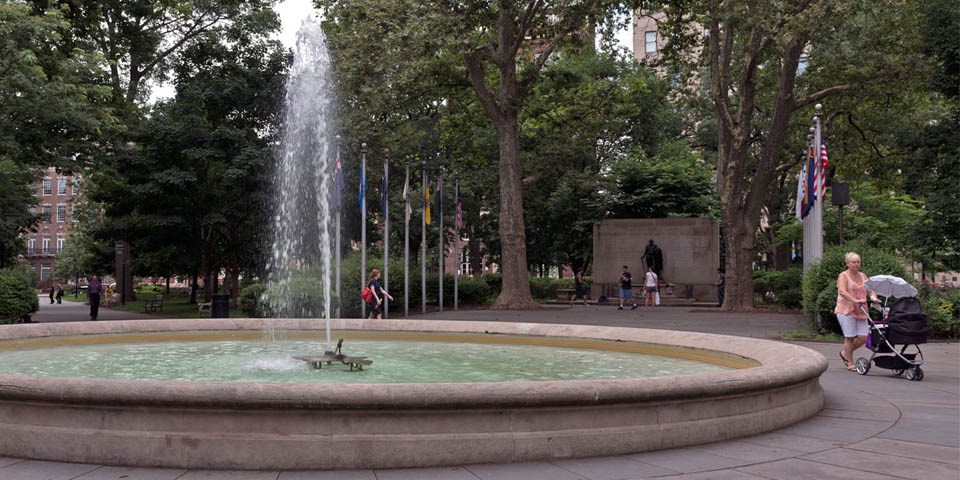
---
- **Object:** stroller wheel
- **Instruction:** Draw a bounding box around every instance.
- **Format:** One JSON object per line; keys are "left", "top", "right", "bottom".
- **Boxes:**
{"left": 905, "top": 367, "right": 924, "bottom": 381}
{"left": 892, "top": 369, "right": 904, "bottom": 376}
{"left": 855, "top": 357, "right": 870, "bottom": 375}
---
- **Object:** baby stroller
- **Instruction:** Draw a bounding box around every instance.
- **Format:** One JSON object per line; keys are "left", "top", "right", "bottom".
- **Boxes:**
{"left": 854, "top": 275, "right": 931, "bottom": 381}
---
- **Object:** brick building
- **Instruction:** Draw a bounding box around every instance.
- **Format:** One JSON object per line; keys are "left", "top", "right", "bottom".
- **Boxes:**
{"left": 25, "top": 167, "right": 81, "bottom": 285}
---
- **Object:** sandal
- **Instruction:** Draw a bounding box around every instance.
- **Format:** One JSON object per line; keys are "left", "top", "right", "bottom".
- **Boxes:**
{"left": 839, "top": 352, "right": 850, "bottom": 367}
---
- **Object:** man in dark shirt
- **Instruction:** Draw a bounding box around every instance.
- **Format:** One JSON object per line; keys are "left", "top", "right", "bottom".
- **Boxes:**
{"left": 618, "top": 265, "right": 638, "bottom": 310}
{"left": 87, "top": 276, "right": 103, "bottom": 320}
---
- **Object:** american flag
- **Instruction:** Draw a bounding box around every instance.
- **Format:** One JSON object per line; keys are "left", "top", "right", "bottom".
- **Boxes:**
{"left": 819, "top": 142, "right": 829, "bottom": 197}
{"left": 455, "top": 182, "right": 462, "bottom": 230}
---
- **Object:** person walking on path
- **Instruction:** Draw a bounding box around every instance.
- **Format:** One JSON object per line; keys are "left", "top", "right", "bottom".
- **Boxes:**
{"left": 49, "top": 281, "right": 58, "bottom": 304}
{"left": 367, "top": 268, "right": 393, "bottom": 320}
{"left": 715, "top": 268, "right": 726, "bottom": 307}
{"left": 570, "top": 268, "right": 588, "bottom": 305}
{"left": 644, "top": 266, "right": 659, "bottom": 308}
{"left": 618, "top": 265, "right": 638, "bottom": 310}
{"left": 55, "top": 282, "right": 64, "bottom": 304}
{"left": 835, "top": 252, "right": 879, "bottom": 371}
{"left": 87, "top": 276, "right": 103, "bottom": 321}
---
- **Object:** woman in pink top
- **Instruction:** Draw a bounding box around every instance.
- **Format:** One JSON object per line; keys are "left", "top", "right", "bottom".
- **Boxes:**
{"left": 835, "top": 252, "right": 878, "bottom": 371}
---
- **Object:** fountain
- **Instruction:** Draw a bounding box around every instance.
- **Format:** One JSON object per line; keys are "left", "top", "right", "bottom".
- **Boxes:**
{"left": 0, "top": 19, "right": 826, "bottom": 471}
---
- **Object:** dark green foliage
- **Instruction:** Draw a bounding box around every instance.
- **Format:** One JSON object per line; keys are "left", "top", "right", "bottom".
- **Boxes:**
{"left": 802, "top": 244, "right": 907, "bottom": 333}
{"left": 603, "top": 141, "right": 718, "bottom": 220}
{"left": 917, "top": 285, "right": 960, "bottom": 338}
{"left": 0, "top": 263, "right": 40, "bottom": 323}
{"left": 753, "top": 267, "right": 803, "bottom": 309}
{"left": 240, "top": 283, "right": 268, "bottom": 318}
{"left": 529, "top": 277, "right": 561, "bottom": 300}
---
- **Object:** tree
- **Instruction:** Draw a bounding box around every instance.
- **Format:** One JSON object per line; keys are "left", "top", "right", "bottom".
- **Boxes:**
{"left": 101, "top": 25, "right": 286, "bottom": 302}
{"left": 0, "top": 3, "right": 112, "bottom": 170}
{"left": 655, "top": 0, "right": 927, "bottom": 310}
{"left": 319, "top": 0, "right": 644, "bottom": 308}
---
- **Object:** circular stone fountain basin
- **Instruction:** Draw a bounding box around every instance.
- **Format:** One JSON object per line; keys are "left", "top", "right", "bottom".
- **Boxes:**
{"left": 0, "top": 318, "right": 826, "bottom": 470}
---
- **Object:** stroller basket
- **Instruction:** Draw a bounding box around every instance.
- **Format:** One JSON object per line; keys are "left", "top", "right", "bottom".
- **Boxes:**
{"left": 874, "top": 353, "right": 917, "bottom": 370}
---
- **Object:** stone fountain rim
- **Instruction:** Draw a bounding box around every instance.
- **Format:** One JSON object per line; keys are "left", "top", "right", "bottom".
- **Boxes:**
{"left": 0, "top": 318, "right": 827, "bottom": 409}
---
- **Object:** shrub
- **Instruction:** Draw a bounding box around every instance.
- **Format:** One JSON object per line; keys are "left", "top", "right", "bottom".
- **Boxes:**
{"left": 529, "top": 277, "right": 560, "bottom": 299}
{"left": 802, "top": 243, "right": 905, "bottom": 333}
{"left": 917, "top": 285, "right": 960, "bottom": 338}
{"left": 0, "top": 263, "right": 40, "bottom": 324}
{"left": 239, "top": 283, "right": 268, "bottom": 317}
{"left": 753, "top": 267, "right": 803, "bottom": 309}
{"left": 456, "top": 276, "right": 493, "bottom": 304}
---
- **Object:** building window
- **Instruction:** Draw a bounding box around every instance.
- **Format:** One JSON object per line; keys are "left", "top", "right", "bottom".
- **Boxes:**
{"left": 57, "top": 236, "right": 65, "bottom": 252}
{"left": 42, "top": 178, "right": 52, "bottom": 195}
{"left": 72, "top": 179, "right": 80, "bottom": 195}
{"left": 797, "top": 56, "right": 809, "bottom": 76}
{"left": 41, "top": 205, "right": 52, "bottom": 223}
{"left": 459, "top": 250, "right": 472, "bottom": 276}
{"left": 57, "top": 177, "right": 67, "bottom": 195}
{"left": 57, "top": 204, "right": 66, "bottom": 223}
{"left": 644, "top": 31, "right": 658, "bottom": 54}
{"left": 28, "top": 238, "right": 36, "bottom": 254}
{"left": 42, "top": 237, "right": 51, "bottom": 254}
{"left": 40, "top": 264, "right": 51, "bottom": 280}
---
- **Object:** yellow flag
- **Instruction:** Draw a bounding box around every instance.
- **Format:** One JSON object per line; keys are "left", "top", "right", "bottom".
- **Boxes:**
{"left": 424, "top": 186, "right": 432, "bottom": 224}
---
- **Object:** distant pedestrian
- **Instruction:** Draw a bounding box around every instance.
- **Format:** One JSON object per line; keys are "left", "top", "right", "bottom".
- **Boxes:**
{"left": 367, "top": 268, "right": 393, "bottom": 320}
{"left": 715, "top": 269, "right": 725, "bottom": 307}
{"left": 618, "top": 265, "right": 638, "bottom": 310}
{"left": 49, "top": 281, "right": 58, "bottom": 304}
{"left": 87, "top": 276, "right": 103, "bottom": 321}
{"left": 644, "top": 266, "right": 659, "bottom": 308}
{"left": 569, "top": 268, "right": 588, "bottom": 305}
{"left": 56, "top": 283, "right": 64, "bottom": 304}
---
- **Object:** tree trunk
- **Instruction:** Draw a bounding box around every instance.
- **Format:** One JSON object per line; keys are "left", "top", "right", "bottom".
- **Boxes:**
{"left": 492, "top": 117, "right": 537, "bottom": 309}
{"left": 722, "top": 212, "right": 757, "bottom": 311}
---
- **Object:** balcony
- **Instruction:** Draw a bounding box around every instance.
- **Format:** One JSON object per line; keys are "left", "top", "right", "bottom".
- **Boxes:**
{"left": 25, "top": 247, "right": 63, "bottom": 256}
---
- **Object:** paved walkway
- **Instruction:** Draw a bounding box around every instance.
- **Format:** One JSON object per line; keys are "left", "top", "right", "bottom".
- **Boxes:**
{"left": 3, "top": 301, "right": 957, "bottom": 479}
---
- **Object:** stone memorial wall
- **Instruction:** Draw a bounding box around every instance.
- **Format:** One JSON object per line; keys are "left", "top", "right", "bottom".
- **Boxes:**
{"left": 592, "top": 218, "right": 720, "bottom": 301}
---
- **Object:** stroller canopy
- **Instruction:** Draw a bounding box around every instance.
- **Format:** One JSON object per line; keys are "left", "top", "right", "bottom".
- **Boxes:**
{"left": 887, "top": 297, "right": 931, "bottom": 344}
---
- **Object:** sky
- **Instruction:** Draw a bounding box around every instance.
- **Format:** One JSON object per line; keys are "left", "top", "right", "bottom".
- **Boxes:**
{"left": 277, "top": 0, "right": 633, "bottom": 50}
{"left": 154, "top": 2, "right": 632, "bottom": 100}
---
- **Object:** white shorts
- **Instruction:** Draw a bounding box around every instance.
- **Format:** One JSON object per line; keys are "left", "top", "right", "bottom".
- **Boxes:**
{"left": 837, "top": 313, "right": 869, "bottom": 337}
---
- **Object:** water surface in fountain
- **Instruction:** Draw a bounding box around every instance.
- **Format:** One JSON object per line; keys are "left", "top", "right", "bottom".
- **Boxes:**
{"left": 0, "top": 333, "right": 732, "bottom": 384}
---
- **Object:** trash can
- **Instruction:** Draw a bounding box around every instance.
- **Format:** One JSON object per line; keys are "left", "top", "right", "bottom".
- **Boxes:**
{"left": 211, "top": 294, "right": 229, "bottom": 318}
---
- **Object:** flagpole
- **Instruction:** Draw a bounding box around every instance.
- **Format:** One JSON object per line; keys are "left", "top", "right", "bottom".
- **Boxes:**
{"left": 454, "top": 175, "right": 459, "bottom": 311}
{"left": 334, "top": 136, "right": 341, "bottom": 323}
{"left": 403, "top": 157, "right": 410, "bottom": 318}
{"left": 421, "top": 162, "right": 427, "bottom": 314}
{"left": 360, "top": 142, "right": 367, "bottom": 319}
{"left": 382, "top": 149, "right": 389, "bottom": 319}
{"left": 802, "top": 103, "right": 825, "bottom": 272}
{"left": 438, "top": 174, "right": 443, "bottom": 313}
{"left": 811, "top": 104, "right": 824, "bottom": 262}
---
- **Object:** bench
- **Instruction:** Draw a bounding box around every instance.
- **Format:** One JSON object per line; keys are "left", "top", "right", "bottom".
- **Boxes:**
{"left": 143, "top": 294, "right": 164, "bottom": 313}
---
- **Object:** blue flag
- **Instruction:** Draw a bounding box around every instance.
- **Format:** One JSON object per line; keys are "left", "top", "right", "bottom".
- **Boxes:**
{"left": 800, "top": 144, "right": 817, "bottom": 219}
{"left": 358, "top": 160, "right": 366, "bottom": 211}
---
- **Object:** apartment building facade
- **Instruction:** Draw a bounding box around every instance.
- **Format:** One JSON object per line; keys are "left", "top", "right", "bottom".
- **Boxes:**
{"left": 25, "top": 167, "right": 81, "bottom": 285}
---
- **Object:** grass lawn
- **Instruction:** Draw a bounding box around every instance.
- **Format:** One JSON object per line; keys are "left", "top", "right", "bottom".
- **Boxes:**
{"left": 76, "top": 291, "right": 244, "bottom": 318}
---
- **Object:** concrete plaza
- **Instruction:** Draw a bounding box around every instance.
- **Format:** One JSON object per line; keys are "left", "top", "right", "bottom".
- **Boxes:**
{"left": 2, "top": 298, "right": 957, "bottom": 479}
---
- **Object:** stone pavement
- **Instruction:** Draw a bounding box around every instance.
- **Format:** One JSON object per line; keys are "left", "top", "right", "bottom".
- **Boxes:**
{"left": 2, "top": 302, "right": 957, "bottom": 479}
